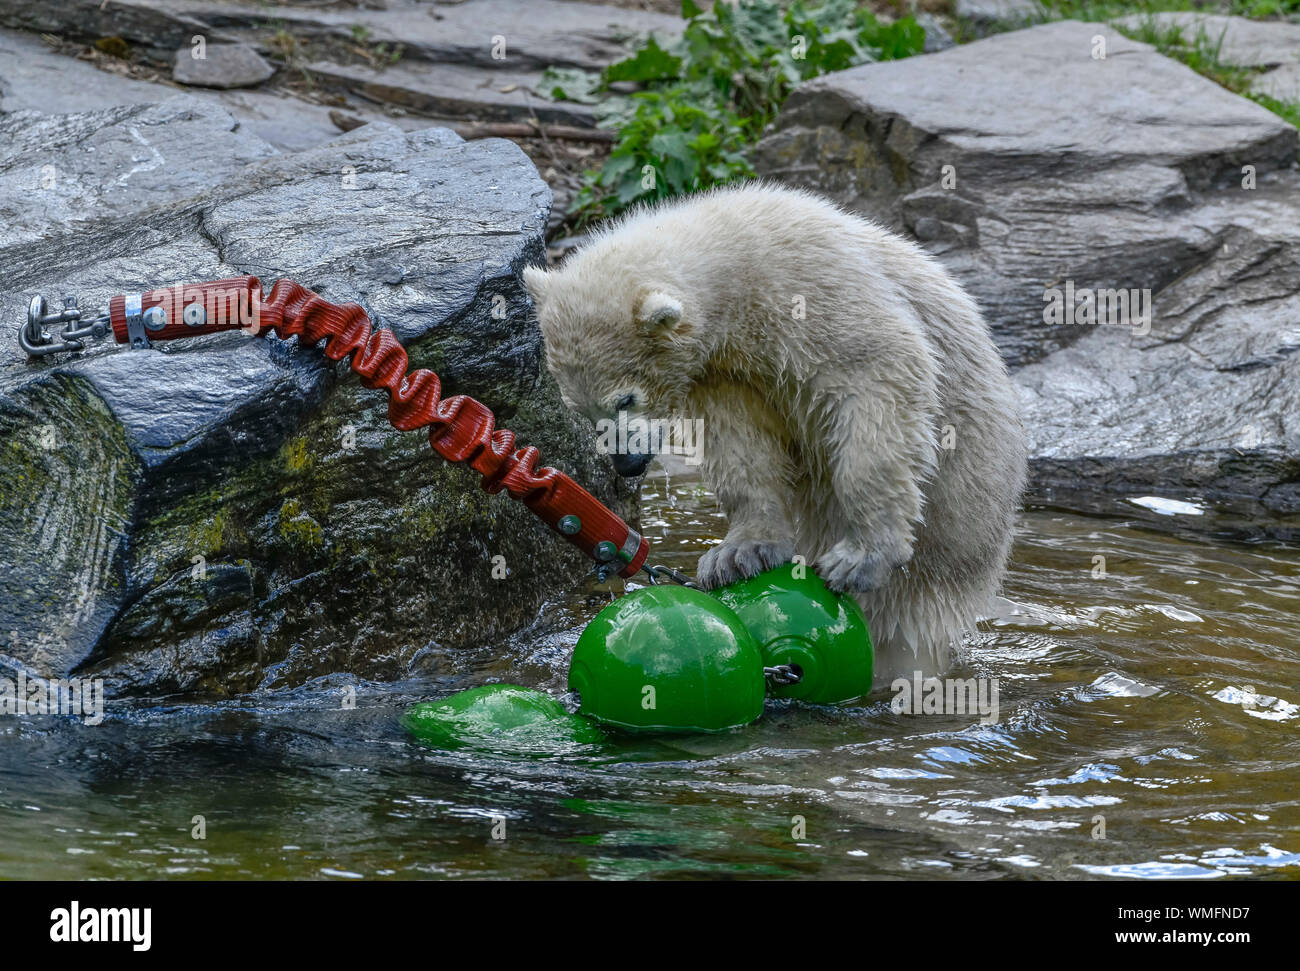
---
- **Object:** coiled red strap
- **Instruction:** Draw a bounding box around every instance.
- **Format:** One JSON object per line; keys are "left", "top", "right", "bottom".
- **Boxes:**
{"left": 109, "top": 275, "right": 649, "bottom": 577}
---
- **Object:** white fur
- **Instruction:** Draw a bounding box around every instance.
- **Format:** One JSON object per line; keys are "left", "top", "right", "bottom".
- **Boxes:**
{"left": 524, "top": 183, "right": 1028, "bottom": 685}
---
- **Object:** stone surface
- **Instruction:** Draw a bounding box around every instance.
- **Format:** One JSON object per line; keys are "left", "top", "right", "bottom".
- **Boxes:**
{"left": 0, "top": 0, "right": 224, "bottom": 56}
{"left": 1015, "top": 191, "right": 1300, "bottom": 536}
{"left": 0, "top": 1, "right": 648, "bottom": 145}
{"left": 1115, "top": 12, "right": 1300, "bottom": 68}
{"left": 0, "top": 28, "right": 427, "bottom": 153}
{"left": 756, "top": 21, "right": 1295, "bottom": 365}
{"left": 0, "top": 97, "right": 278, "bottom": 249}
{"left": 0, "top": 0, "right": 683, "bottom": 71}
{"left": 953, "top": 0, "right": 1043, "bottom": 30}
{"left": 0, "top": 29, "right": 172, "bottom": 114}
{"left": 303, "top": 59, "right": 596, "bottom": 127}
{"left": 916, "top": 14, "right": 956, "bottom": 53}
{"left": 1113, "top": 12, "right": 1300, "bottom": 105}
{"left": 756, "top": 21, "right": 1300, "bottom": 535}
{"left": 1255, "top": 61, "right": 1300, "bottom": 102}
{"left": 0, "top": 97, "right": 633, "bottom": 695}
{"left": 172, "top": 41, "right": 273, "bottom": 88}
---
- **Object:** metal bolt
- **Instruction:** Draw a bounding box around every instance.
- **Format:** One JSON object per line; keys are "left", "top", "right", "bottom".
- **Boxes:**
{"left": 142, "top": 306, "right": 167, "bottom": 331}
{"left": 557, "top": 514, "right": 581, "bottom": 535}
{"left": 593, "top": 540, "right": 617, "bottom": 562}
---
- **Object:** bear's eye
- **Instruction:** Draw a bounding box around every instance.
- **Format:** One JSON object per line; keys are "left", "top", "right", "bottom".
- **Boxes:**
{"left": 613, "top": 393, "right": 636, "bottom": 412}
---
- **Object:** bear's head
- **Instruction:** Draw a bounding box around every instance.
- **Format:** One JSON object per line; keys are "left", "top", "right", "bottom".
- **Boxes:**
{"left": 523, "top": 258, "right": 702, "bottom": 478}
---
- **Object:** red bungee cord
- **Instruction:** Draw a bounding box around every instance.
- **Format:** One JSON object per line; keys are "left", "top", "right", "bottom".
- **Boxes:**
{"left": 79, "top": 274, "right": 649, "bottom": 578}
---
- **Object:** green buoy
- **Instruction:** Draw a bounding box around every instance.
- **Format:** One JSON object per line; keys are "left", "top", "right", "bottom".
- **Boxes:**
{"left": 714, "top": 563, "right": 873, "bottom": 704}
{"left": 403, "top": 562, "right": 874, "bottom": 750}
{"left": 569, "top": 585, "right": 765, "bottom": 733}
{"left": 403, "top": 683, "right": 604, "bottom": 756}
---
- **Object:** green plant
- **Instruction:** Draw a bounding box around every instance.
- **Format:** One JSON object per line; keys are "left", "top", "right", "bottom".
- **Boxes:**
{"left": 1250, "top": 91, "right": 1300, "bottom": 129}
{"left": 1229, "top": 0, "right": 1300, "bottom": 15}
{"left": 349, "top": 22, "right": 404, "bottom": 66}
{"left": 551, "top": 0, "right": 926, "bottom": 226}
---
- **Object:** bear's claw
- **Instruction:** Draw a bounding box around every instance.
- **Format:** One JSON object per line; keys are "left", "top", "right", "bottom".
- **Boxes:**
{"left": 814, "top": 541, "right": 903, "bottom": 593}
{"left": 695, "top": 538, "right": 795, "bottom": 590}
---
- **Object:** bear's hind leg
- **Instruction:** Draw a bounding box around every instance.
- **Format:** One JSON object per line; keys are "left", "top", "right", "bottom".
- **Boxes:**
{"left": 857, "top": 563, "right": 998, "bottom": 686}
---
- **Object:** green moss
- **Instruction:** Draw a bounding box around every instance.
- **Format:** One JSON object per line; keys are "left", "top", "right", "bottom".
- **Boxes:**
{"left": 281, "top": 435, "right": 315, "bottom": 474}
{"left": 0, "top": 431, "right": 39, "bottom": 516}
{"left": 94, "top": 36, "right": 131, "bottom": 59}
{"left": 148, "top": 472, "right": 258, "bottom": 565}
{"left": 277, "top": 497, "right": 324, "bottom": 550}
{"left": 189, "top": 509, "right": 227, "bottom": 556}
{"left": 889, "top": 148, "right": 910, "bottom": 188}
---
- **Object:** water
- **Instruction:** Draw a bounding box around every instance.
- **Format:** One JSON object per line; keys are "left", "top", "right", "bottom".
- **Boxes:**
{"left": 2, "top": 465, "right": 1298, "bottom": 880}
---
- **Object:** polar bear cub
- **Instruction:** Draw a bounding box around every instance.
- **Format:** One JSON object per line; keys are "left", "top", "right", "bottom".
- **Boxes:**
{"left": 523, "top": 183, "right": 1027, "bottom": 684}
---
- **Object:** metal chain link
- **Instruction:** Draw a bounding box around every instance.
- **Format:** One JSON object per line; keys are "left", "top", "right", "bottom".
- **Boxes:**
{"left": 764, "top": 665, "right": 803, "bottom": 686}
{"left": 641, "top": 564, "right": 699, "bottom": 588}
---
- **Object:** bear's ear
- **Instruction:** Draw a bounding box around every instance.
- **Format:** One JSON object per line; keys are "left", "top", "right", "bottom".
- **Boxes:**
{"left": 636, "top": 291, "right": 686, "bottom": 335}
{"left": 522, "top": 265, "right": 550, "bottom": 306}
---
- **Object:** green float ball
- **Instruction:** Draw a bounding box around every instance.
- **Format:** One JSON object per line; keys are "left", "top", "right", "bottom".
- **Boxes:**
{"left": 714, "top": 563, "right": 874, "bottom": 704}
{"left": 569, "top": 586, "right": 765, "bottom": 733}
{"left": 403, "top": 683, "right": 604, "bottom": 756}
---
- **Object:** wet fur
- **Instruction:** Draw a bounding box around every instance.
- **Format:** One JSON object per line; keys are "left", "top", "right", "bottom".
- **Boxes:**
{"left": 524, "top": 183, "right": 1027, "bottom": 685}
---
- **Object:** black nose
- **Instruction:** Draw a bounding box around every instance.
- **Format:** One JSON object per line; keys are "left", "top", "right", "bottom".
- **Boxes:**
{"left": 611, "top": 452, "right": 653, "bottom": 477}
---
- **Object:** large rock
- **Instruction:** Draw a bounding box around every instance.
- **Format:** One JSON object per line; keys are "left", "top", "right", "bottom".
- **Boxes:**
{"left": 0, "top": 96, "right": 633, "bottom": 695}
{"left": 756, "top": 21, "right": 1296, "bottom": 366}
{"left": 756, "top": 21, "right": 1299, "bottom": 535}
{"left": 1016, "top": 203, "right": 1300, "bottom": 535}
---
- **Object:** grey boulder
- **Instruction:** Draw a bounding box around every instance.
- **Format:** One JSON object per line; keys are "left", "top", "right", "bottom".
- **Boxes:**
{"left": 756, "top": 21, "right": 1299, "bottom": 536}
{"left": 172, "top": 42, "right": 273, "bottom": 89}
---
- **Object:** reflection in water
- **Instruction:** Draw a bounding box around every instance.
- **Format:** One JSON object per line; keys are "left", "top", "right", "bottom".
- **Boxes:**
{"left": 1, "top": 463, "right": 1297, "bottom": 879}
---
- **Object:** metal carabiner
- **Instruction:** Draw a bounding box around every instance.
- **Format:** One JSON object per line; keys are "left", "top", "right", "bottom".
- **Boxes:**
{"left": 19, "top": 294, "right": 110, "bottom": 357}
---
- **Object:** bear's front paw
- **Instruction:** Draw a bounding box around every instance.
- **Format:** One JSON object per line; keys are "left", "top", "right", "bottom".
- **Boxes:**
{"left": 814, "top": 541, "right": 905, "bottom": 593}
{"left": 695, "top": 538, "right": 795, "bottom": 590}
